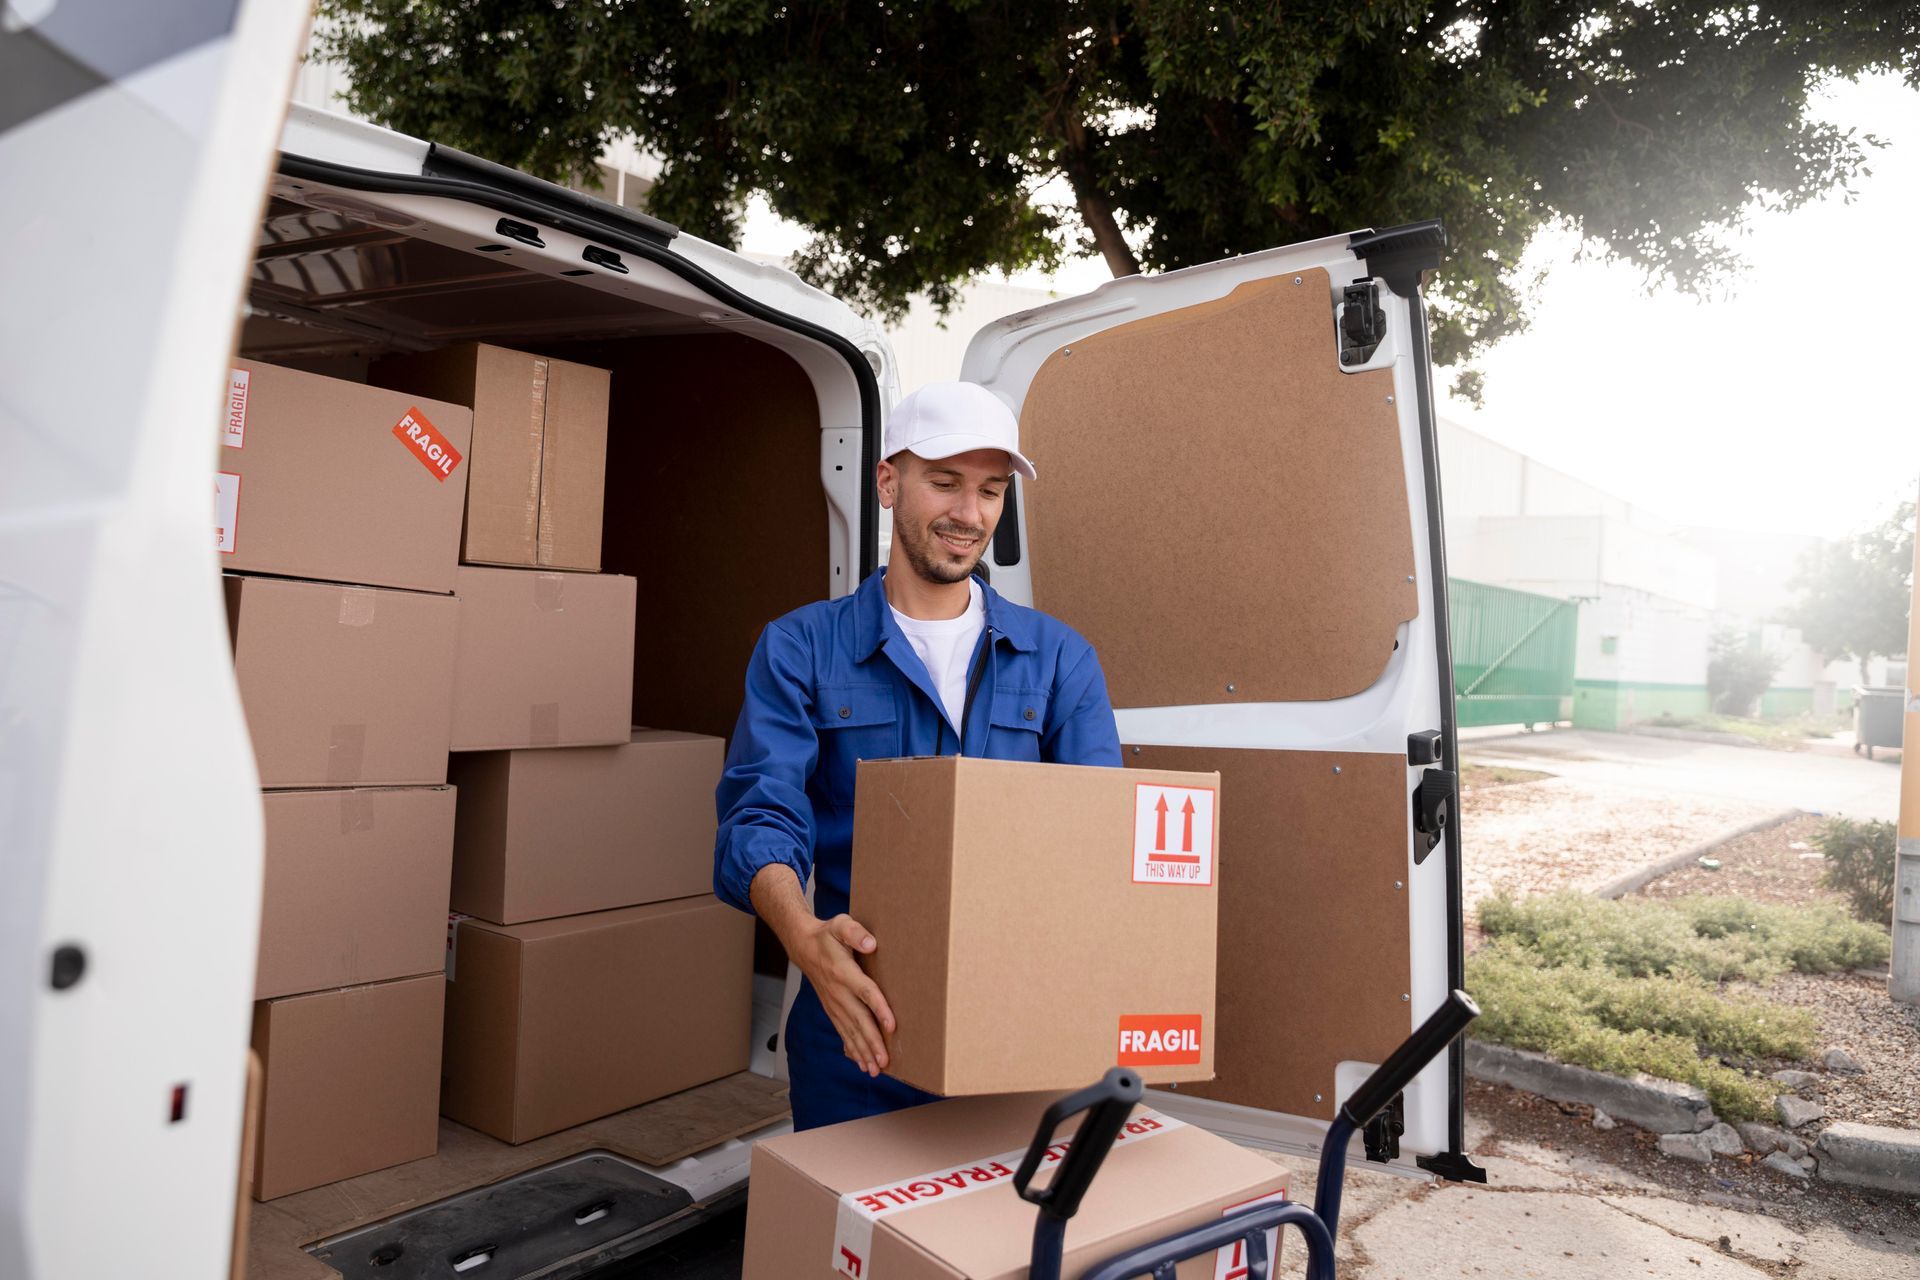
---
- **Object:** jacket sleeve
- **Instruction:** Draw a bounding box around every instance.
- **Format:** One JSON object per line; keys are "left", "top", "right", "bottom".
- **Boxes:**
{"left": 1042, "top": 639, "right": 1123, "bottom": 767}
{"left": 713, "top": 621, "right": 820, "bottom": 914}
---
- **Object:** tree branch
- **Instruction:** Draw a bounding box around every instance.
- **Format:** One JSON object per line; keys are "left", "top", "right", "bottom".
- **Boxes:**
{"left": 1058, "top": 113, "right": 1141, "bottom": 277}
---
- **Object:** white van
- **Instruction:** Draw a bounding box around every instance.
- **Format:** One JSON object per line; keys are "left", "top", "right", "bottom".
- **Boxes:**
{"left": 2, "top": 9, "right": 1475, "bottom": 1278}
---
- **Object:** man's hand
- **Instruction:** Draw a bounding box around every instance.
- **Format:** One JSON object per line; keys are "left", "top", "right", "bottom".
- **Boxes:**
{"left": 749, "top": 865, "right": 897, "bottom": 1077}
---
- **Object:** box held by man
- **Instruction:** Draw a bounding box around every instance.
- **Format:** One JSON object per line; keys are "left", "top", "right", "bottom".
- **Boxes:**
{"left": 850, "top": 756, "right": 1220, "bottom": 1095}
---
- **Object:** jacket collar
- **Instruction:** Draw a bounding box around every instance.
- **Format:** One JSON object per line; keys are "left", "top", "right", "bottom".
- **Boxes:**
{"left": 855, "top": 566, "right": 1037, "bottom": 661}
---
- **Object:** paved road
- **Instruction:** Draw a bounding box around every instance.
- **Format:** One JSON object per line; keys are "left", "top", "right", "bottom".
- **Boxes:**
{"left": 1461, "top": 728, "right": 1901, "bottom": 822}
{"left": 1260, "top": 1085, "right": 1920, "bottom": 1279}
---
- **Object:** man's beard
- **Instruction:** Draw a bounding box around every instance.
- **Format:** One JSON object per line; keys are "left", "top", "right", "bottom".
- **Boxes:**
{"left": 896, "top": 516, "right": 986, "bottom": 585}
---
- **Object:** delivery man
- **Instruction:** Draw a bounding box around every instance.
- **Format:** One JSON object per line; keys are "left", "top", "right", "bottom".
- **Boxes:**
{"left": 713, "top": 381, "right": 1123, "bottom": 1129}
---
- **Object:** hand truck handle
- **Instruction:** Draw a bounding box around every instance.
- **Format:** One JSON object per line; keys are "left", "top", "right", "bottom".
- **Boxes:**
{"left": 1017, "top": 1068, "right": 1143, "bottom": 1280}
{"left": 1339, "top": 989, "right": 1479, "bottom": 1129}
{"left": 1014, "top": 1067, "right": 1144, "bottom": 1216}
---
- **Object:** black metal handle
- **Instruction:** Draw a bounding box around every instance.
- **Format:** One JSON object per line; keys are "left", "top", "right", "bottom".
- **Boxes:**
{"left": 1340, "top": 989, "right": 1479, "bottom": 1129}
{"left": 1014, "top": 1067, "right": 1143, "bottom": 1216}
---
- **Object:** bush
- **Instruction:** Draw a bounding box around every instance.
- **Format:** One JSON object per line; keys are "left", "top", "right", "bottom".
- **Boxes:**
{"left": 1478, "top": 891, "right": 1890, "bottom": 983}
{"left": 1815, "top": 817, "right": 1898, "bottom": 925}
{"left": 1468, "top": 943, "right": 1799, "bottom": 1121}
{"left": 1707, "top": 628, "right": 1781, "bottom": 716}
{"left": 1470, "top": 892, "right": 1890, "bottom": 1121}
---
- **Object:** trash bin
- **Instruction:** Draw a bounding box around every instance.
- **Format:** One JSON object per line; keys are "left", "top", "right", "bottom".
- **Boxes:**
{"left": 1852, "top": 685, "right": 1905, "bottom": 760}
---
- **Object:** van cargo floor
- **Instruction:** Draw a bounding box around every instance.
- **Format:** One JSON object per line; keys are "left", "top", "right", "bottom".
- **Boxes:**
{"left": 247, "top": 1071, "right": 789, "bottom": 1280}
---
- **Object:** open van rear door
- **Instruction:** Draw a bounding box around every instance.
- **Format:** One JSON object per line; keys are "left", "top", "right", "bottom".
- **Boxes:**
{"left": 1, "top": 5, "right": 309, "bottom": 1277}
{"left": 959, "top": 224, "right": 1481, "bottom": 1180}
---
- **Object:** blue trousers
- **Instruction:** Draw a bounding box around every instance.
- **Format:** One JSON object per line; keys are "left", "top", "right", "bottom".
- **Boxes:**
{"left": 785, "top": 978, "right": 940, "bottom": 1130}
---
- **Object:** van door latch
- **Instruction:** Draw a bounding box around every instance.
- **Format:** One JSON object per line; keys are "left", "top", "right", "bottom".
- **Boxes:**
{"left": 1413, "top": 768, "right": 1456, "bottom": 863}
{"left": 1339, "top": 282, "right": 1386, "bottom": 365}
{"left": 1363, "top": 1092, "right": 1404, "bottom": 1163}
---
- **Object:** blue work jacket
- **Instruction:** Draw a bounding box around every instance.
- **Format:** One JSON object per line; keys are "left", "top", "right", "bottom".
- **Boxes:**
{"left": 714, "top": 567, "right": 1123, "bottom": 923}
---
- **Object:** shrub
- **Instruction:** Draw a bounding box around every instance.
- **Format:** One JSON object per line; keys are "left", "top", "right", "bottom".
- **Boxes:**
{"left": 1707, "top": 628, "right": 1781, "bottom": 716}
{"left": 1469, "top": 891, "right": 1890, "bottom": 1121}
{"left": 1815, "top": 817, "right": 1898, "bottom": 925}
{"left": 1468, "top": 943, "right": 1798, "bottom": 1121}
{"left": 1478, "top": 891, "right": 1889, "bottom": 982}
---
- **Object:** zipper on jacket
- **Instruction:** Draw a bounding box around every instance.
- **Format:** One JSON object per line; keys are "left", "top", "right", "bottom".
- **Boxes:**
{"left": 955, "top": 625, "right": 994, "bottom": 757}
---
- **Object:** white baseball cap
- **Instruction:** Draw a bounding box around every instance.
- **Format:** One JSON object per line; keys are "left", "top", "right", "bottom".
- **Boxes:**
{"left": 883, "top": 381, "right": 1037, "bottom": 480}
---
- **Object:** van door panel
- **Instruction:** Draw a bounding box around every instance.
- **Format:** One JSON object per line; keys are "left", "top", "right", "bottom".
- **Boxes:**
{"left": 1018, "top": 270, "right": 1417, "bottom": 708}
{"left": 1127, "top": 745, "right": 1412, "bottom": 1120}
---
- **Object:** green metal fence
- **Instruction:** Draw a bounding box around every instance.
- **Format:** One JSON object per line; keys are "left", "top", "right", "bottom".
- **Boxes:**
{"left": 1449, "top": 579, "right": 1579, "bottom": 728}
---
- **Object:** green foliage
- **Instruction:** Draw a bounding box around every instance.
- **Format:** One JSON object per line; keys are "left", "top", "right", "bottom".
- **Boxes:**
{"left": 1815, "top": 817, "right": 1899, "bottom": 925}
{"left": 1478, "top": 891, "right": 1890, "bottom": 983}
{"left": 1471, "top": 892, "right": 1889, "bottom": 1120}
{"left": 1786, "top": 500, "right": 1916, "bottom": 683}
{"left": 1468, "top": 942, "right": 1802, "bottom": 1120}
{"left": 1707, "top": 628, "right": 1781, "bottom": 716}
{"left": 314, "top": 2, "right": 1920, "bottom": 393}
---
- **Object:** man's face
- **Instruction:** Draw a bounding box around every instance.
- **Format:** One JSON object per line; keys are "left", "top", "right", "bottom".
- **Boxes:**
{"left": 879, "top": 449, "right": 1011, "bottom": 585}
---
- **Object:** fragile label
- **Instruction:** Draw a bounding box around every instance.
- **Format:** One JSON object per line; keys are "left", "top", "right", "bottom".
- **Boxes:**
{"left": 1213, "top": 1189, "right": 1289, "bottom": 1279}
{"left": 1132, "top": 782, "right": 1216, "bottom": 885}
{"left": 223, "top": 368, "right": 249, "bottom": 448}
{"left": 1117, "top": 1013, "right": 1205, "bottom": 1066}
{"left": 392, "top": 406, "right": 463, "bottom": 481}
{"left": 831, "top": 1109, "right": 1186, "bottom": 1278}
{"left": 445, "top": 912, "right": 472, "bottom": 980}
{"left": 214, "top": 471, "right": 240, "bottom": 554}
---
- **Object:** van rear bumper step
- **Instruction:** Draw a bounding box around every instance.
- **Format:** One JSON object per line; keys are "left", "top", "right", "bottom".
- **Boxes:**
{"left": 307, "top": 1152, "right": 696, "bottom": 1280}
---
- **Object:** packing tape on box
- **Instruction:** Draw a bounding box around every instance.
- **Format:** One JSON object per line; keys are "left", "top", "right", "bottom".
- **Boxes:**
{"left": 529, "top": 702, "right": 561, "bottom": 746}
{"left": 337, "top": 589, "right": 377, "bottom": 627}
{"left": 326, "top": 724, "right": 366, "bottom": 785}
{"left": 338, "top": 790, "right": 376, "bottom": 835}
{"left": 530, "top": 358, "right": 556, "bottom": 567}
{"left": 533, "top": 573, "right": 566, "bottom": 612}
{"left": 830, "top": 1109, "right": 1187, "bottom": 1280}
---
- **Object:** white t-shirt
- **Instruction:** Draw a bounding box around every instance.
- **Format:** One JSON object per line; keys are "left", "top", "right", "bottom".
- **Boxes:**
{"left": 890, "top": 578, "right": 986, "bottom": 732}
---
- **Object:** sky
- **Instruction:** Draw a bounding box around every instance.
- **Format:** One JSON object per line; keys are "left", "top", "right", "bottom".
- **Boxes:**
{"left": 744, "top": 72, "right": 1920, "bottom": 542}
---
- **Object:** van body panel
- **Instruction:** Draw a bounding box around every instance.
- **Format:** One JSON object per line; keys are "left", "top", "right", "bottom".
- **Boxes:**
{"left": 0, "top": 3, "right": 316, "bottom": 1277}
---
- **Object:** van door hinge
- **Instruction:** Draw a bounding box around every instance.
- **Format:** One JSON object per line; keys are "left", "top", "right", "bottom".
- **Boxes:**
{"left": 1362, "top": 1093, "right": 1404, "bottom": 1163}
{"left": 1413, "top": 768, "right": 1456, "bottom": 864}
{"left": 1339, "top": 282, "right": 1386, "bottom": 366}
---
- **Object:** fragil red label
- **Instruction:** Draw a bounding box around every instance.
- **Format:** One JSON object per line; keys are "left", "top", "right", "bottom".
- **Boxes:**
{"left": 1117, "top": 1013, "right": 1205, "bottom": 1066}
{"left": 392, "top": 406, "right": 463, "bottom": 481}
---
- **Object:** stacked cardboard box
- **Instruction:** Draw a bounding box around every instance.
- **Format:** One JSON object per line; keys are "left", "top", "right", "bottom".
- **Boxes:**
{"left": 366, "top": 345, "right": 751, "bottom": 1146}
{"left": 218, "top": 359, "right": 474, "bottom": 1199}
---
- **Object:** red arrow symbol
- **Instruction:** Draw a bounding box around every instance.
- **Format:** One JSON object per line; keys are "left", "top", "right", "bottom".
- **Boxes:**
{"left": 1181, "top": 796, "right": 1196, "bottom": 853}
{"left": 1153, "top": 794, "right": 1168, "bottom": 851}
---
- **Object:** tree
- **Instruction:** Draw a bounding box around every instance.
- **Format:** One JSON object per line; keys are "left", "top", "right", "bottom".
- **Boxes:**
{"left": 316, "top": 2, "right": 1919, "bottom": 392}
{"left": 1787, "top": 500, "right": 1915, "bottom": 686}
{"left": 1706, "top": 627, "right": 1780, "bottom": 716}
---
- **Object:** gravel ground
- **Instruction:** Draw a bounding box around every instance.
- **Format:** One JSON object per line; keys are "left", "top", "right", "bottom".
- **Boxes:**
{"left": 1459, "top": 765, "right": 1775, "bottom": 922}
{"left": 1639, "top": 813, "right": 1839, "bottom": 907}
{"left": 1636, "top": 812, "right": 1920, "bottom": 1134}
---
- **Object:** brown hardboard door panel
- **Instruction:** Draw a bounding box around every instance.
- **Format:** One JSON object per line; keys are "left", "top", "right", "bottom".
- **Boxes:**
{"left": 1021, "top": 271, "right": 1418, "bottom": 707}
{"left": 1127, "top": 746, "right": 1410, "bottom": 1120}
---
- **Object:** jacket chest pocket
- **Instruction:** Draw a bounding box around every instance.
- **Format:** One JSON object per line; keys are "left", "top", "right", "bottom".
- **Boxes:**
{"left": 986, "top": 688, "right": 1049, "bottom": 762}
{"left": 812, "top": 683, "right": 901, "bottom": 806}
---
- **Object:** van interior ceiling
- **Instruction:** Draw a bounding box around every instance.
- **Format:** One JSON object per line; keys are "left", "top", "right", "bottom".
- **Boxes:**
{"left": 239, "top": 192, "right": 834, "bottom": 748}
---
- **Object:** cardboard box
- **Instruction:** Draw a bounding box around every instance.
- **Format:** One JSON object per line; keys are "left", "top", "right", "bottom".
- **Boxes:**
{"left": 217, "top": 359, "right": 473, "bottom": 593}
{"left": 440, "top": 895, "right": 753, "bottom": 1143}
{"left": 742, "top": 1091, "right": 1287, "bottom": 1279}
{"left": 850, "top": 757, "right": 1220, "bottom": 1096}
{"left": 224, "top": 575, "right": 458, "bottom": 788}
{"left": 255, "top": 787, "right": 457, "bottom": 999}
{"left": 371, "top": 344, "right": 610, "bottom": 571}
{"left": 250, "top": 974, "right": 444, "bottom": 1200}
{"left": 449, "top": 566, "right": 635, "bottom": 751}
{"left": 448, "top": 730, "right": 723, "bottom": 924}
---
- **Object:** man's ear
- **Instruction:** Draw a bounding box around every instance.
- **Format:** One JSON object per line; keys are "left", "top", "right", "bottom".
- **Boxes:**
{"left": 876, "top": 458, "right": 897, "bottom": 510}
